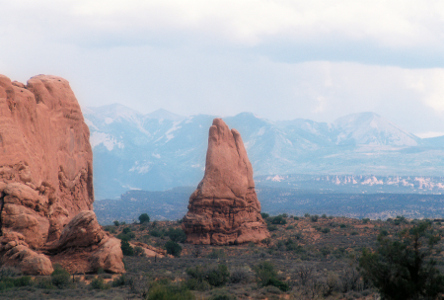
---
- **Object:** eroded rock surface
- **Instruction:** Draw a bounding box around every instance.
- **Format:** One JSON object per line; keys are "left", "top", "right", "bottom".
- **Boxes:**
{"left": 0, "top": 74, "right": 124, "bottom": 274}
{"left": 182, "top": 118, "right": 270, "bottom": 245}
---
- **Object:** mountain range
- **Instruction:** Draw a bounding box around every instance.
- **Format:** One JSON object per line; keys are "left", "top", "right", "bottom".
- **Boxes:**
{"left": 83, "top": 104, "right": 444, "bottom": 199}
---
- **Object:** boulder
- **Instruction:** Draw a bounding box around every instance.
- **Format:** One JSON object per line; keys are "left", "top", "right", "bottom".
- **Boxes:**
{"left": 0, "top": 74, "right": 124, "bottom": 274}
{"left": 182, "top": 118, "right": 270, "bottom": 245}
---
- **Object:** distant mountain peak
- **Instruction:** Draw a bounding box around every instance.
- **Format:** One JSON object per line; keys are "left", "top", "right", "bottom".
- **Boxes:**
{"left": 333, "top": 112, "right": 419, "bottom": 147}
{"left": 145, "top": 109, "right": 184, "bottom": 121}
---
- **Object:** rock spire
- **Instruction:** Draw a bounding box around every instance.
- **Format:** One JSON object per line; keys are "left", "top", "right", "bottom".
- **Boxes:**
{"left": 182, "top": 118, "right": 270, "bottom": 245}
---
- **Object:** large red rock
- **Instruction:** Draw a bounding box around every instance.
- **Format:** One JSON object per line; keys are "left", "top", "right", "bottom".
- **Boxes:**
{"left": 182, "top": 118, "right": 270, "bottom": 245}
{"left": 0, "top": 74, "right": 124, "bottom": 274}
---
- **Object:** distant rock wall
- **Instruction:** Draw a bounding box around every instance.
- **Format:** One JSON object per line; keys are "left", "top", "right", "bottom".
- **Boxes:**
{"left": 182, "top": 118, "right": 269, "bottom": 245}
{"left": 0, "top": 74, "right": 124, "bottom": 274}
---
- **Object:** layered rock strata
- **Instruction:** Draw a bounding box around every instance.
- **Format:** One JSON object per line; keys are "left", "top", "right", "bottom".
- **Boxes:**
{"left": 182, "top": 118, "right": 270, "bottom": 245}
{"left": 0, "top": 74, "right": 124, "bottom": 274}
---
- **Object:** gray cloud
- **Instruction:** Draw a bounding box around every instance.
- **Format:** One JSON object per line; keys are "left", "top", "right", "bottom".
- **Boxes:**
{"left": 1, "top": 0, "right": 444, "bottom": 137}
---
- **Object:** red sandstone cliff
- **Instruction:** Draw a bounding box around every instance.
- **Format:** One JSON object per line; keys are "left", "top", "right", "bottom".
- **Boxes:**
{"left": 0, "top": 74, "right": 124, "bottom": 274}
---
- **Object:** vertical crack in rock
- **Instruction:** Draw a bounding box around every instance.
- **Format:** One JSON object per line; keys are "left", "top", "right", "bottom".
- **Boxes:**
{"left": 0, "top": 192, "right": 5, "bottom": 236}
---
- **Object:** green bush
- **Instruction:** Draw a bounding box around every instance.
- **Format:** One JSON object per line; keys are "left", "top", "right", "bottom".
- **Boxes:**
{"left": 36, "top": 277, "right": 54, "bottom": 289}
{"left": 261, "top": 212, "right": 269, "bottom": 219}
{"left": 185, "top": 278, "right": 211, "bottom": 291}
{"left": 359, "top": 221, "right": 444, "bottom": 300}
{"left": 111, "top": 275, "right": 127, "bottom": 287}
{"left": 206, "top": 264, "right": 230, "bottom": 287}
{"left": 148, "top": 281, "right": 195, "bottom": 300}
{"left": 113, "top": 220, "right": 120, "bottom": 226}
{"left": 310, "top": 215, "right": 319, "bottom": 222}
{"left": 134, "top": 246, "right": 145, "bottom": 257}
{"left": 167, "top": 228, "right": 187, "bottom": 243}
{"left": 0, "top": 276, "right": 33, "bottom": 291}
{"left": 207, "top": 249, "right": 226, "bottom": 259}
{"left": 186, "top": 264, "right": 230, "bottom": 288}
{"left": 122, "top": 227, "right": 132, "bottom": 234}
{"left": 138, "top": 213, "right": 150, "bottom": 224}
{"left": 210, "top": 293, "right": 237, "bottom": 300}
{"left": 121, "top": 240, "right": 134, "bottom": 256}
{"left": 285, "top": 239, "right": 298, "bottom": 251}
{"left": 267, "top": 224, "right": 278, "bottom": 231}
{"left": 253, "top": 261, "right": 289, "bottom": 292}
{"left": 270, "top": 215, "right": 287, "bottom": 225}
{"left": 321, "top": 228, "right": 330, "bottom": 233}
{"left": 89, "top": 277, "right": 109, "bottom": 290}
{"left": 165, "top": 241, "right": 182, "bottom": 257}
{"left": 51, "top": 264, "right": 71, "bottom": 289}
{"left": 117, "top": 232, "right": 135, "bottom": 241}
{"left": 150, "top": 229, "right": 163, "bottom": 237}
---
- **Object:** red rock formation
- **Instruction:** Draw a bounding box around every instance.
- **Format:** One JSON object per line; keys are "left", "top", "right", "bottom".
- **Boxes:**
{"left": 0, "top": 74, "right": 124, "bottom": 274}
{"left": 182, "top": 118, "right": 270, "bottom": 245}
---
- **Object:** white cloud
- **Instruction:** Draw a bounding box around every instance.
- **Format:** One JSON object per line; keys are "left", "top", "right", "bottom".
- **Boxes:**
{"left": 1, "top": 0, "right": 444, "bottom": 136}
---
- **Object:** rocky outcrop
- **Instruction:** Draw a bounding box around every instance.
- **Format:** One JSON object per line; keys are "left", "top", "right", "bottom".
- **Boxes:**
{"left": 182, "top": 118, "right": 270, "bottom": 245}
{"left": 0, "top": 74, "right": 124, "bottom": 274}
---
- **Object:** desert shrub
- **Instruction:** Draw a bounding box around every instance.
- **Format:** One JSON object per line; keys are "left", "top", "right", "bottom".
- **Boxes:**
{"left": 340, "top": 223, "right": 346, "bottom": 228}
{"left": 261, "top": 212, "right": 269, "bottom": 219}
{"left": 294, "top": 216, "right": 299, "bottom": 220}
{"left": 321, "top": 214, "right": 327, "bottom": 218}
{"left": 360, "top": 221, "right": 444, "bottom": 300}
{"left": 89, "top": 277, "right": 109, "bottom": 290}
{"left": 362, "top": 218, "right": 370, "bottom": 224}
{"left": 0, "top": 266, "right": 22, "bottom": 280}
{"left": 121, "top": 240, "right": 134, "bottom": 256}
{"left": 148, "top": 281, "right": 195, "bottom": 300}
{"left": 150, "top": 229, "right": 163, "bottom": 237}
{"left": 270, "top": 215, "right": 287, "bottom": 225}
{"left": 276, "top": 240, "right": 285, "bottom": 251}
{"left": 0, "top": 279, "right": 15, "bottom": 291}
{"left": 230, "top": 267, "right": 251, "bottom": 284}
{"left": 111, "top": 275, "right": 127, "bottom": 287}
{"left": 210, "top": 293, "right": 237, "bottom": 300}
{"left": 393, "top": 215, "right": 407, "bottom": 226}
{"left": 321, "top": 228, "right": 330, "bottom": 234}
{"left": 208, "top": 249, "right": 226, "bottom": 259}
{"left": 253, "top": 261, "right": 289, "bottom": 291}
{"left": 113, "top": 220, "right": 120, "bottom": 226}
{"left": 350, "top": 231, "right": 358, "bottom": 235}
{"left": 186, "top": 264, "right": 230, "bottom": 288}
{"left": 185, "top": 278, "right": 211, "bottom": 291}
{"left": 51, "top": 264, "right": 71, "bottom": 289}
{"left": 117, "top": 230, "right": 135, "bottom": 241}
{"left": 206, "top": 264, "right": 230, "bottom": 287}
{"left": 134, "top": 246, "right": 145, "bottom": 257}
{"left": 165, "top": 241, "right": 182, "bottom": 257}
{"left": 35, "top": 277, "right": 54, "bottom": 289}
{"left": 0, "top": 275, "right": 33, "bottom": 291}
{"left": 286, "top": 225, "right": 295, "bottom": 230}
{"left": 311, "top": 215, "right": 319, "bottom": 222}
{"left": 285, "top": 238, "right": 298, "bottom": 251}
{"left": 267, "top": 224, "right": 278, "bottom": 231}
{"left": 167, "top": 228, "right": 187, "bottom": 243}
{"left": 304, "top": 213, "right": 310, "bottom": 218}
{"left": 138, "top": 213, "right": 150, "bottom": 224}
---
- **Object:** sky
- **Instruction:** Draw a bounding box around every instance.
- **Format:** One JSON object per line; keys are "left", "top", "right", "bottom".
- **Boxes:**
{"left": 1, "top": 0, "right": 444, "bottom": 137}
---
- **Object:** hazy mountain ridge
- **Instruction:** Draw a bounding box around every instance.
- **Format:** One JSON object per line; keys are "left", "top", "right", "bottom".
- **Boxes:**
{"left": 84, "top": 104, "right": 444, "bottom": 199}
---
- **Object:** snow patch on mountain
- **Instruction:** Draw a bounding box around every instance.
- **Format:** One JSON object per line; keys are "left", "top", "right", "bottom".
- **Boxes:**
{"left": 90, "top": 132, "right": 124, "bottom": 151}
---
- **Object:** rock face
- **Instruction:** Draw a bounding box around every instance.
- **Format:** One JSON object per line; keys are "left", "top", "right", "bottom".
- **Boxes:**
{"left": 182, "top": 118, "right": 270, "bottom": 245}
{"left": 0, "top": 74, "right": 124, "bottom": 274}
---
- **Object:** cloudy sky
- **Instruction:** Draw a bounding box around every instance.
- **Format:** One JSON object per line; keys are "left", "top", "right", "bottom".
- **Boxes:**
{"left": 1, "top": 0, "right": 444, "bottom": 137}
